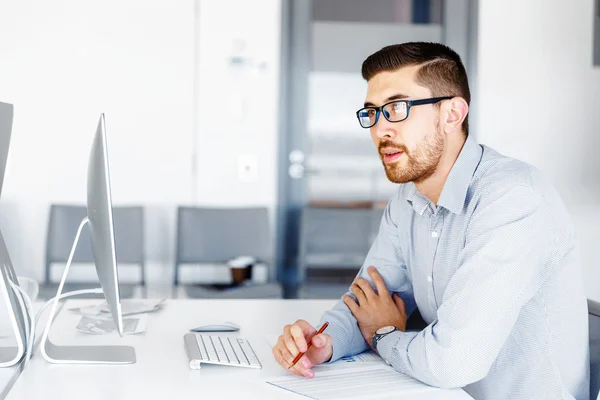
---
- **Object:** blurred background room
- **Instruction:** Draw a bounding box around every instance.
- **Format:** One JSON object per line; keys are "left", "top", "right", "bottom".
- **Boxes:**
{"left": 0, "top": 0, "right": 599, "bottom": 303}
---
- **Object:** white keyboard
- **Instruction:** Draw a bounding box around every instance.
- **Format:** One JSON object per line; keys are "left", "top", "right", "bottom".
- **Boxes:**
{"left": 184, "top": 333, "right": 262, "bottom": 369}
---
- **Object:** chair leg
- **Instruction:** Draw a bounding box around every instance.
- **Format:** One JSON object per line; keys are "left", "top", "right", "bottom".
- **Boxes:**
{"left": 45, "top": 262, "right": 51, "bottom": 285}
{"left": 173, "top": 262, "right": 179, "bottom": 286}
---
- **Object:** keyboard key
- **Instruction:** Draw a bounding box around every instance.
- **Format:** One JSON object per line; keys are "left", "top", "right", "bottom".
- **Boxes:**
{"left": 238, "top": 339, "right": 261, "bottom": 367}
{"left": 211, "top": 336, "right": 228, "bottom": 363}
{"left": 189, "top": 334, "right": 260, "bottom": 369}
{"left": 223, "top": 338, "right": 240, "bottom": 364}
{"left": 195, "top": 335, "right": 209, "bottom": 361}
{"left": 231, "top": 338, "right": 250, "bottom": 365}
{"left": 204, "top": 336, "right": 218, "bottom": 361}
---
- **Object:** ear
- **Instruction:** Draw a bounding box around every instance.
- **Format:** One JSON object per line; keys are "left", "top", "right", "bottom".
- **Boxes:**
{"left": 442, "top": 97, "right": 469, "bottom": 135}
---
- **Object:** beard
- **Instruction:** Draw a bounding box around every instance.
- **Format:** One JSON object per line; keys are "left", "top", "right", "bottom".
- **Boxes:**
{"left": 379, "top": 127, "right": 444, "bottom": 184}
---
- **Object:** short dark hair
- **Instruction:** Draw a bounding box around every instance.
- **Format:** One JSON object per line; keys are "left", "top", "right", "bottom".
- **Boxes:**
{"left": 361, "top": 42, "right": 470, "bottom": 136}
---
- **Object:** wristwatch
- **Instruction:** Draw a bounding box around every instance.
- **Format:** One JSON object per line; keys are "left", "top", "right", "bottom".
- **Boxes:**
{"left": 372, "top": 325, "right": 399, "bottom": 354}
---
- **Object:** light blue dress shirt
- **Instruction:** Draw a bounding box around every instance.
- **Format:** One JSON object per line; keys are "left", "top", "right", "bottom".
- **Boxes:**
{"left": 320, "top": 135, "right": 590, "bottom": 399}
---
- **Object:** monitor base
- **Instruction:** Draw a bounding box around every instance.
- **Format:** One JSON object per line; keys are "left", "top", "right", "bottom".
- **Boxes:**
{"left": 42, "top": 341, "right": 135, "bottom": 364}
{"left": 40, "top": 217, "right": 136, "bottom": 364}
{"left": 0, "top": 346, "right": 22, "bottom": 367}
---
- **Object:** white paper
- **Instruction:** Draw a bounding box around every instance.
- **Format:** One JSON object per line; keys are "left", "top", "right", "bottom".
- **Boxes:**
{"left": 68, "top": 304, "right": 104, "bottom": 316}
{"left": 99, "top": 299, "right": 165, "bottom": 315}
{"left": 266, "top": 365, "right": 437, "bottom": 399}
{"left": 336, "top": 351, "right": 382, "bottom": 364}
{"left": 70, "top": 299, "right": 165, "bottom": 317}
{"left": 75, "top": 314, "right": 148, "bottom": 335}
{"left": 265, "top": 333, "right": 384, "bottom": 369}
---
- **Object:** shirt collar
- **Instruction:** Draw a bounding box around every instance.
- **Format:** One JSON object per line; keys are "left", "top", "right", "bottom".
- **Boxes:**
{"left": 405, "top": 183, "right": 430, "bottom": 216}
{"left": 437, "top": 135, "right": 482, "bottom": 214}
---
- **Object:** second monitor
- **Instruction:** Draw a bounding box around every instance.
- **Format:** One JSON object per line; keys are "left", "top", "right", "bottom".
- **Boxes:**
{"left": 40, "top": 114, "right": 135, "bottom": 364}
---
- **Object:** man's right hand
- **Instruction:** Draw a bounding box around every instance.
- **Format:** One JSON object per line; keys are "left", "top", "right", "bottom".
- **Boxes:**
{"left": 272, "top": 319, "right": 333, "bottom": 378}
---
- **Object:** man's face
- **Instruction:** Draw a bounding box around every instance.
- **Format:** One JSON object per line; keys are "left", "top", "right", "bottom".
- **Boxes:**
{"left": 364, "top": 65, "right": 444, "bottom": 184}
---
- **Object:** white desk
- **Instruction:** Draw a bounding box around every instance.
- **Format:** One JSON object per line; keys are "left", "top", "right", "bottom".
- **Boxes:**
{"left": 6, "top": 299, "right": 472, "bottom": 400}
{"left": 0, "top": 364, "right": 20, "bottom": 398}
{"left": 0, "top": 301, "right": 49, "bottom": 399}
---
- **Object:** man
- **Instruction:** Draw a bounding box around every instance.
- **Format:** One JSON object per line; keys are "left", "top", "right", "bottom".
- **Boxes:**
{"left": 272, "top": 42, "right": 590, "bottom": 400}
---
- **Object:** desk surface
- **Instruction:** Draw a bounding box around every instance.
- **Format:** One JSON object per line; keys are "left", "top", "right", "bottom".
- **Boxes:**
{"left": 6, "top": 299, "right": 472, "bottom": 400}
{"left": 0, "top": 302, "right": 48, "bottom": 398}
{"left": 0, "top": 365, "right": 19, "bottom": 398}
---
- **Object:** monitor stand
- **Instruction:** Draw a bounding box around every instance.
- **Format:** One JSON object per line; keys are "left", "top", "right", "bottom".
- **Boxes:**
{"left": 0, "top": 347, "right": 20, "bottom": 366}
{"left": 40, "top": 217, "right": 136, "bottom": 364}
{"left": 0, "top": 268, "right": 27, "bottom": 368}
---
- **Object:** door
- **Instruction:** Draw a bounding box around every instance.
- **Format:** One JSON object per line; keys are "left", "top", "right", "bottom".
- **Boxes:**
{"left": 276, "top": 0, "right": 477, "bottom": 297}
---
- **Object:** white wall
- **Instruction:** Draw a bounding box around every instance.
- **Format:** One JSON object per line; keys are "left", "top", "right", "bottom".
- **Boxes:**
{"left": 192, "top": 0, "right": 281, "bottom": 282}
{"left": 0, "top": 0, "right": 282, "bottom": 284}
{"left": 0, "top": 0, "right": 196, "bottom": 283}
{"left": 475, "top": 0, "right": 600, "bottom": 301}
{"left": 194, "top": 0, "right": 281, "bottom": 209}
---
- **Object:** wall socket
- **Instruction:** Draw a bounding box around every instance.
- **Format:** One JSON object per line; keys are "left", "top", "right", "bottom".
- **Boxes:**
{"left": 237, "top": 153, "right": 258, "bottom": 182}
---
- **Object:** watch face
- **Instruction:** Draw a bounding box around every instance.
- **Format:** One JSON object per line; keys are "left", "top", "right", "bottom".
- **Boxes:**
{"left": 376, "top": 326, "right": 396, "bottom": 335}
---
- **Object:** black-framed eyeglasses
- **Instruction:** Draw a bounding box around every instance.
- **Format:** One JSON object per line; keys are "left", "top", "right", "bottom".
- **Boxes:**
{"left": 355, "top": 96, "right": 453, "bottom": 128}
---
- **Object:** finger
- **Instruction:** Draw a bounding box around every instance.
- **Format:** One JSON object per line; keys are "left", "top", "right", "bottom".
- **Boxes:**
{"left": 300, "top": 352, "right": 315, "bottom": 369}
{"left": 350, "top": 283, "right": 368, "bottom": 305}
{"left": 292, "top": 355, "right": 315, "bottom": 378}
{"left": 295, "top": 319, "right": 318, "bottom": 338}
{"left": 275, "top": 335, "right": 294, "bottom": 366}
{"left": 393, "top": 293, "right": 406, "bottom": 313}
{"left": 294, "top": 364, "right": 315, "bottom": 378}
{"left": 343, "top": 294, "right": 359, "bottom": 313}
{"left": 311, "top": 333, "right": 331, "bottom": 351}
{"left": 280, "top": 342, "right": 308, "bottom": 373}
{"left": 280, "top": 351, "right": 312, "bottom": 378}
{"left": 290, "top": 324, "right": 308, "bottom": 352}
{"left": 288, "top": 357, "right": 306, "bottom": 377}
{"left": 354, "top": 278, "right": 375, "bottom": 302}
{"left": 273, "top": 346, "right": 291, "bottom": 369}
{"left": 284, "top": 332, "right": 300, "bottom": 359}
{"left": 368, "top": 266, "right": 389, "bottom": 296}
{"left": 275, "top": 336, "right": 315, "bottom": 379}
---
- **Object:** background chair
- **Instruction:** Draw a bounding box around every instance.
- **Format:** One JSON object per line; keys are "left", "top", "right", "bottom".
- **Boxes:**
{"left": 297, "top": 206, "right": 383, "bottom": 299}
{"left": 174, "top": 206, "right": 282, "bottom": 299}
{"left": 590, "top": 299, "right": 600, "bottom": 399}
{"left": 40, "top": 204, "right": 145, "bottom": 300}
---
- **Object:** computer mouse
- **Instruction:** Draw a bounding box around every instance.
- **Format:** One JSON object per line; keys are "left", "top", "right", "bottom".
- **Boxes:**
{"left": 190, "top": 321, "right": 240, "bottom": 332}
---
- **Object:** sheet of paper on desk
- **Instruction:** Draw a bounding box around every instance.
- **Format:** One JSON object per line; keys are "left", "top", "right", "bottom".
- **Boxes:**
{"left": 336, "top": 351, "right": 382, "bottom": 364}
{"left": 99, "top": 299, "right": 165, "bottom": 315}
{"left": 265, "top": 364, "right": 438, "bottom": 399}
{"left": 69, "top": 299, "right": 165, "bottom": 317}
{"left": 265, "top": 334, "right": 385, "bottom": 368}
{"left": 75, "top": 314, "right": 148, "bottom": 335}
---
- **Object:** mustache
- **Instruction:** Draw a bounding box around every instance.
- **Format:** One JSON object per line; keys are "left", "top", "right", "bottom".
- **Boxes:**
{"left": 378, "top": 141, "right": 408, "bottom": 156}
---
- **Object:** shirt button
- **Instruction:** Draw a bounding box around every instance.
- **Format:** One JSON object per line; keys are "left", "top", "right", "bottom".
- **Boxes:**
{"left": 431, "top": 231, "right": 438, "bottom": 238}
{"left": 427, "top": 275, "right": 432, "bottom": 283}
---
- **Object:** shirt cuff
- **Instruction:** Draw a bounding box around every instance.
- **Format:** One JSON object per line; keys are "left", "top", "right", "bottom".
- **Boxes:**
{"left": 376, "top": 329, "right": 418, "bottom": 373}
{"left": 320, "top": 319, "right": 355, "bottom": 363}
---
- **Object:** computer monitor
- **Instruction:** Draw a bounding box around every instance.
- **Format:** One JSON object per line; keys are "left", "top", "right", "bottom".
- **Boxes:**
{"left": 40, "top": 113, "right": 135, "bottom": 364}
{"left": 0, "top": 231, "right": 30, "bottom": 367}
{"left": 87, "top": 113, "right": 123, "bottom": 335}
{"left": 0, "top": 102, "right": 12, "bottom": 197}
{"left": 0, "top": 101, "right": 31, "bottom": 367}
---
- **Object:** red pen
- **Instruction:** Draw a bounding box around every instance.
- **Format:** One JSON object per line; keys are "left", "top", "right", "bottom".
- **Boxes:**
{"left": 289, "top": 322, "right": 329, "bottom": 369}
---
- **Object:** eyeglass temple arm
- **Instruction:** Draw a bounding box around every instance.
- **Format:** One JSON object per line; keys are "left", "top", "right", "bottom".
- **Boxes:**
{"left": 408, "top": 96, "right": 453, "bottom": 106}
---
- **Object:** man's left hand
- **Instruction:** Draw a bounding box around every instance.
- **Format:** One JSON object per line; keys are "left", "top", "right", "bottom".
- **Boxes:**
{"left": 343, "top": 266, "right": 407, "bottom": 350}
